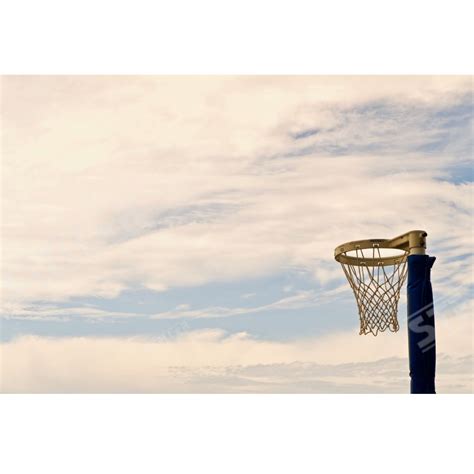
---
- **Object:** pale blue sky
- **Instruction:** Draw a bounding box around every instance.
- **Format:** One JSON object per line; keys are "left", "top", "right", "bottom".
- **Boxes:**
{"left": 1, "top": 76, "right": 472, "bottom": 392}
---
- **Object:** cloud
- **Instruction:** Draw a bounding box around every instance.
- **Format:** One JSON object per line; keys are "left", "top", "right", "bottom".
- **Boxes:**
{"left": 1, "top": 310, "right": 471, "bottom": 393}
{"left": 150, "top": 286, "right": 347, "bottom": 320}
{"left": 241, "top": 292, "right": 256, "bottom": 299}
{"left": 0, "top": 302, "right": 143, "bottom": 321}
{"left": 164, "top": 355, "right": 473, "bottom": 394}
{"left": 1, "top": 76, "right": 472, "bottom": 313}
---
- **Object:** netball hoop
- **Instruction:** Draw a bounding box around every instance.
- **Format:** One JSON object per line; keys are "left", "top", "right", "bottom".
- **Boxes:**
{"left": 334, "top": 230, "right": 437, "bottom": 394}
{"left": 334, "top": 231, "right": 426, "bottom": 336}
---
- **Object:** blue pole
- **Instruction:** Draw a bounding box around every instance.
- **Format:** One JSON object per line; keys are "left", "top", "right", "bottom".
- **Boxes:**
{"left": 407, "top": 254, "right": 436, "bottom": 394}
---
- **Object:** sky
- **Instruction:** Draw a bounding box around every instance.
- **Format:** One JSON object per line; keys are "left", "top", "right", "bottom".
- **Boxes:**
{"left": 1, "top": 75, "right": 472, "bottom": 393}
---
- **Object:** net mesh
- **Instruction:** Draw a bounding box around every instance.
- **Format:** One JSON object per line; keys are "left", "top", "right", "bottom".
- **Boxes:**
{"left": 340, "top": 245, "right": 408, "bottom": 336}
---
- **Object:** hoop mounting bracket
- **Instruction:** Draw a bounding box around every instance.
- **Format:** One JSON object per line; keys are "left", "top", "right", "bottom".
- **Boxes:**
{"left": 388, "top": 230, "right": 427, "bottom": 255}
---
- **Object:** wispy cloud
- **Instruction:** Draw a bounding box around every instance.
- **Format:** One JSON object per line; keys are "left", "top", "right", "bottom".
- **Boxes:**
{"left": 150, "top": 286, "right": 348, "bottom": 320}
{"left": 1, "top": 303, "right": 143, "bottom": 321}
{"left": 2, "top": 76, "right": 471, "bottom": 309}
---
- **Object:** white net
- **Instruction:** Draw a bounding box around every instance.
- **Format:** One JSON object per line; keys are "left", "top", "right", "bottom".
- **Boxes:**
{"left": 339, "top": 245, "right": 408, "bottom": 336}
